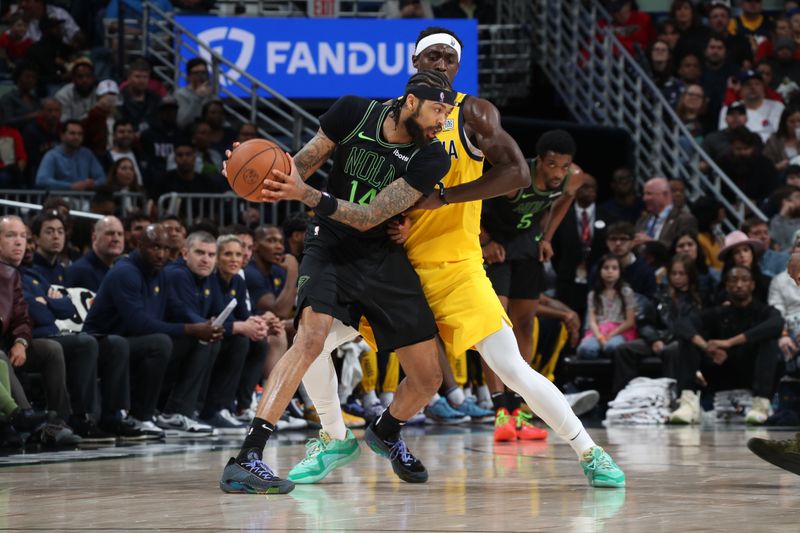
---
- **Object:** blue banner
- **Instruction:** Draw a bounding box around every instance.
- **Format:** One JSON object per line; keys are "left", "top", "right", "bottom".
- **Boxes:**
{"left": 174, "top": 17, "right": 478, "bottom": 98}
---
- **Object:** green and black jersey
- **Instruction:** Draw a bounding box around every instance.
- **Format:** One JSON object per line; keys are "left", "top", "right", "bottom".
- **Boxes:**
{"left": 481, "top": 157, "right": 572, "bottom": 259}
{"left": 317, "top": 95, "right": 450, "bottom": 242}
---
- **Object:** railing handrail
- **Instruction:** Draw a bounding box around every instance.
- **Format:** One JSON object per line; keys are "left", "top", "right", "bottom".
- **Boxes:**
{"left": 0, "top": 198, "right": 104, "bottom": 220}
{"left": 534, "top": 0, "right": 767, "bottom": 230}
{"left": 143, "top": 2, "right": 320, "bottom": 126}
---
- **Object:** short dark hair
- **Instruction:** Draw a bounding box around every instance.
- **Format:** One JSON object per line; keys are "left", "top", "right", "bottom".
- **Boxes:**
{"left": 536, "top": 129, "right": 576, "bottom": 158}
{"left": 741, "top": 216, "right": 768, "bottom": 235}
{"left": 173, "top": 138, "right": 196, "bottom": 151}
{"left": 123, "top": 212, "right": 151, "bottom": 231}
{"left": 13, "top": 62, "right": 37, "bottom": 84}
{"left": 707, "top": 33, "right": 727, "bottom": 47}
{"left": 254, "top": 224, "right": 279, "bottom": 241}
{"left": 724, "top": 264, "right": 753, "bottom": 283}
{"left": 188, "top": 218, "right": 219, "bottom": 237}
{"left": 62, "top": 119, "right": 83, "bottom": 133}
{"left": 42, "top": 197, "right": 70, "bottom": 212}
{"left": 113, "top": 119, "right": 135, "bottom": 133}
{"left": 160, "top": 214, "right": 185, "bottom": 227}
{"left": 128, "top": 58, "right": 151, "bottom": 74}
{"left": 728, "top": 126, "right": 760, "bottom": 147}
{"left": 220, "top": 223, "right": 252, "bottom": 237}
{"left": 202, "top": 100, "right": 224, "bottom": 117}
{"left": 770, "top": 185, "right": 800, "bottom": 210}
{"left": 91, "top": 188, "right": 116, "bottom": 206}
{"left": 31, "top": 210, "right": 65, "bottom": 237}
{"left": 186, "top": 57, "right": 207, "bottom": 74}
{"left": 282, "top": 212, "right": 309, "bottom": 236}
{"left": 415, "top": 26, "right": 463, "bottom": 49}
{"left": 606, "top": 221, "right": 635, "bottom": 238}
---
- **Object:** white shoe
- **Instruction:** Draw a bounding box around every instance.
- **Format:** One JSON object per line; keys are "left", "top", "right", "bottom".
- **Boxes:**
{"left": 219, "top": 409, "right": 245, "bottom": 426}
{"left": 566, "top": 390, "right": 600, "bottom": 417}
{"left": 276, "top": 411, "right": 308, "bottom": 431}
{"left": 124, "top": 416, "right": 165, "bottom": 440}
{"left": 155, "top": 413, "right": 214, "bottom": 437}
{"left": 745, "top": 396, "right": 771, "bottom": 425}
{"left": 669, "top": 390, "right": 700, "bottom": 424}
{"left": 235, "top": 408, "right": 255, "bottom": 423}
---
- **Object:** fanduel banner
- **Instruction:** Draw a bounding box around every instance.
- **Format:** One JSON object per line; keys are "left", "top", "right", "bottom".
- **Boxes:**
{"left": 175, "top": 17, "right": 478, "bottom": 98}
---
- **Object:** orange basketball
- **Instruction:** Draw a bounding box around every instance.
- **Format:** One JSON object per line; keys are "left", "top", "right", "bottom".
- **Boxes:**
{"left": 225, "top": 139, "right": 290, "bottom": 202}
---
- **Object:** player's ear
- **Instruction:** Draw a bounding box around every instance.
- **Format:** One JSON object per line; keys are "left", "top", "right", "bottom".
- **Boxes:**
{"left": 405, "top": 93, "right": 418, "bottom": 111}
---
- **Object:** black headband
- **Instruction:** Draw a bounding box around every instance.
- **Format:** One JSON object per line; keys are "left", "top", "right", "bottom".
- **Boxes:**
{"left": 407, "top": 85, "right": 456, "bottom": 106}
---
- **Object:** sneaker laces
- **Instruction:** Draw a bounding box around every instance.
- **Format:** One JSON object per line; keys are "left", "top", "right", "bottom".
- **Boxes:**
{"left": 495, "top": 409, "right": 511, "bottom": 427}
{"left": 516, "top": 410, "right": 534, "bottom": 427}
{"left": 242, "top": 458, "right": 279, "bottom": 480}
{"left": 389, "top": 439, "right": 414, "bottom": 466}
{"left": 585, "top": 448, "right": 615, "bottom": 471}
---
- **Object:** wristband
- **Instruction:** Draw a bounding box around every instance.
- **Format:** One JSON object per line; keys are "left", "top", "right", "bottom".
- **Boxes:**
{"left": 315, "top": 192, "right": 338, "bottom": 216}
{"left": 437, "top": 182, "right": 449, "bottom": 205}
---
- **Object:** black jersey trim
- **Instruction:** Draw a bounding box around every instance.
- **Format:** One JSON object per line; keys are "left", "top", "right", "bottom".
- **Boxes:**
{"left": 375, "top": 106, "right": 414, "bottom": 149}
{"left": 458, "top": 95, "right": 484, "bottom": 162}
{"left": 340, "top": 100, "right": 378, "bottom": 145}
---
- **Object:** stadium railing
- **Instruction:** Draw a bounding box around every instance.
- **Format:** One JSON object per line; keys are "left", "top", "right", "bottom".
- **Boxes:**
{"left": 533, "top": 0, "right": 767, "bottom": 230}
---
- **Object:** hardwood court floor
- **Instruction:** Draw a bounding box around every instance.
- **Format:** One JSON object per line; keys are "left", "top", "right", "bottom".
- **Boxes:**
{"left": 1, "top": 425, "right": 799, "bottom": 532}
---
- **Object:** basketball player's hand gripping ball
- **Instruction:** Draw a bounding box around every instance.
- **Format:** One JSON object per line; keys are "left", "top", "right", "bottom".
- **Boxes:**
{"left": 262, "top": 154, "right": 306, "bottom": 203}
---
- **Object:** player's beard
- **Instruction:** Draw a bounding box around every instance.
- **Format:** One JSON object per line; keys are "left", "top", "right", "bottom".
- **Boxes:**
{"left": 404, "top": 107, "right": 430, "bottom": 149}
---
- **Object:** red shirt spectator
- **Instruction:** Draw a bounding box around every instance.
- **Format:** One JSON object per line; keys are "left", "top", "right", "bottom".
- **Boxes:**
{"left": 0, "top": 125, "right": 27, "bottom": 171}
{"left": 0, "top": 16, "right": 33, "bottom": 64}
{"left": 601, "top": 0, "right": 655, "bottom": 55}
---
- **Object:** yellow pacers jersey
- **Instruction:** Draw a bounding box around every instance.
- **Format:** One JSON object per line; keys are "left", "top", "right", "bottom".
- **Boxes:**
{"left": 404, "top": 92, "right": 484, "bottom": 266}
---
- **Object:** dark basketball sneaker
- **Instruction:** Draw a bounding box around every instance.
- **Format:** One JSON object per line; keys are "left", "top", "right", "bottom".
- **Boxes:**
{"left": 219, "top": 453, "right": 295, "bottom": 494}
{"left": 364, "top": 421, "right": 428, "bottom": 483}
{"left": 747, "top": 434, "right": 800, "bottom": 476}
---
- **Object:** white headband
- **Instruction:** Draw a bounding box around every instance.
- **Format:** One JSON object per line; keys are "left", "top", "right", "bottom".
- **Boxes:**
{"left": 414, "top": 33, "right": 461, "bottom": 62}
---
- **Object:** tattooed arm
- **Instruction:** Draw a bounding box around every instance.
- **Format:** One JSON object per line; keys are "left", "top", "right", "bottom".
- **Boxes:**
{"left": 271, "top": 174, "right": 423, "bottom": 232}
{"left": 293, "top": 128, "right": 337, "bottom": 181}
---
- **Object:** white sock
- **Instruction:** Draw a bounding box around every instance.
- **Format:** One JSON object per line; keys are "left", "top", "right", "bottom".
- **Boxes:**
{"left": 362, "top": 390, "right": 379, "bottom": 406}
{"left": 300, "top": 319, "right": 360, "bottom": 441}
{"left": 379, "top": 391, "right": 394, "bottom": 407}
{"left": 476, "top": 384, "right": 491, "bottom": 404}
{"left": 427, "top": 392, "right": 441, "bottom": 408}
{"left": 446, "top": 386, "right": 466, "bottom": 407}
{"left": 476, "top": 324, "right": 596, "bottom": 457}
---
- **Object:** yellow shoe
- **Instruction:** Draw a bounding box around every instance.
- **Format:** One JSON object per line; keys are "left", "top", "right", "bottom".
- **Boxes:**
{"left": 342, "top": 410, "right": 366, "bottom": 429}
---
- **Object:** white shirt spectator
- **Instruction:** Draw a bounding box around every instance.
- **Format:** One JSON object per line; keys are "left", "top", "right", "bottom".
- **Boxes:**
{"left": 11, "top": 4, "right": 80, "bottom": 45}
{"left": 719, "top": 99, "right": 785, "bottom": 143}
{"left": 769, "top": 270, "right": 800, "bottom": 334}
{"left": 54, "top": 83, "right": 96, "bottom": 122}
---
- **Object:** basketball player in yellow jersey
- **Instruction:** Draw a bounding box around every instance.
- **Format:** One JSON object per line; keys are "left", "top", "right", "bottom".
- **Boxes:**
{"left": 290, "top": 27, "right": 625, "bottom": 488}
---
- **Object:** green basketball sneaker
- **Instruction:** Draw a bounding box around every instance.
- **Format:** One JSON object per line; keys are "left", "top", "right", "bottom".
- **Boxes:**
{"left": 580, "top": 446, "right": 626, "bottom": 488}
{"left": 287, "top": 429, "right": 361, "bottom": 484}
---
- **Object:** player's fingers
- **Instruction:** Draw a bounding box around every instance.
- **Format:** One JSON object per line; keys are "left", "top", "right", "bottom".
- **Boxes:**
{"left": 232, "top": 142, "right": 241, "bottom": 149}
{"left": 225, "top": 150, "right": 232, "bottom": 158}
{"left": 272, "top": 168, "right": 290, "bottom": 182}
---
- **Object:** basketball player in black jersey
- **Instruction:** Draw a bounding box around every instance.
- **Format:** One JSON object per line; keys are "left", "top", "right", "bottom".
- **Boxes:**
{"left": 481, "top": 130, "right": 592, "bottom": 434}
{"left": 219, "top": 71, "right": 456, "bottom": 494}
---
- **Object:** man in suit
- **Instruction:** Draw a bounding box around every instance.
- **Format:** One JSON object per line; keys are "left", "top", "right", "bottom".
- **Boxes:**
{"left": 634, "top": 177, "right": 697, "bottom": 249}
{"left": 552, "top": 174, "right": 608, "bottom": 319}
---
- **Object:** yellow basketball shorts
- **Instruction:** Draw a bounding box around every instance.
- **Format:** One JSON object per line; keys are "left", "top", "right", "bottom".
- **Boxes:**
{"left": 360, "top": 258, "right": 510, "bottom": 357}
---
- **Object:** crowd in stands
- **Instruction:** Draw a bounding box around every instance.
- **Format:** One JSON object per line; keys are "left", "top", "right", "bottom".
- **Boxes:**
{"left": 4, "top": 0, "right": 800, "bottom": 449}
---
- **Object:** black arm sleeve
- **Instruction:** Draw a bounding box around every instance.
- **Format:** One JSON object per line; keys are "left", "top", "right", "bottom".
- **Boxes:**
{"left": 743, "top": 305, "right": 785, "bottom": 345}
{"left": 401, "top": 141, "right": 450, "bottom": 197}
{"left": 318, "top": 96, "right": 372, "bottom": 143}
